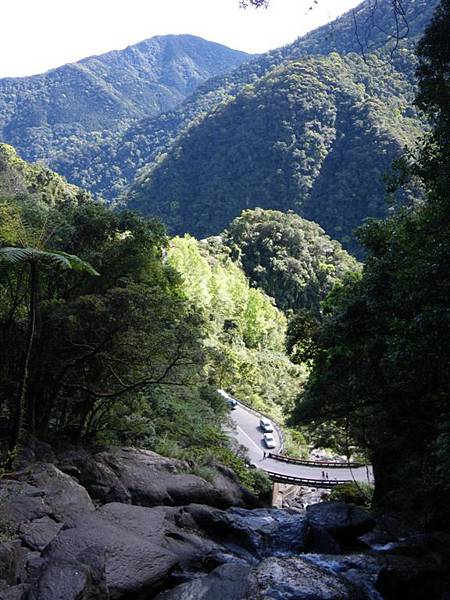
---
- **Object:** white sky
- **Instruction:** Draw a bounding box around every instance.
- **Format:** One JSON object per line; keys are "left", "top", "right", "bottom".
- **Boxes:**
{"left": 1, "top": 0, "right": 361, "bottom": 78}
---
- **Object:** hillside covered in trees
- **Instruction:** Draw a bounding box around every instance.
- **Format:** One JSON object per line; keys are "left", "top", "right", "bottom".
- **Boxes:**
{"left": 290, "top": 0, "right": 450, "bottom": 530}
{"left": 225, "top": 208, "right": 359, "bottom": 313}
{"left": 127, "top": 48, "right": 423, "bottom": 254}
{"left": 5, "top": 0, "right": 436, "bottom": 217}
{"left": 0, "top": 34, "right": 251, "bottom": 171}
{"left": 3, "top": 143, "right": 355, "bottom": 479}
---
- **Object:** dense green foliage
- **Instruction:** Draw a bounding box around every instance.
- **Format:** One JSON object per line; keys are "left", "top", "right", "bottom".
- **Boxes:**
{"left": 0, "top": 145, "right": 309, "bottom": 488}
{"left": 126, "top": 48, "right": 423, "bottom": 255}
{"left": 0, "top": 35, "right": 250, "bottom": 172}
{"left": 167, "top": 235, "right": 306, "bottom": 420}
{"left": 225, "top": 208, "right": 359, "bottom": 313}
{"left": 290, "top": 0, "right": 450, "bottom": 529}
{"left": 0, "top": 145, "right": 230, "bottom": 462}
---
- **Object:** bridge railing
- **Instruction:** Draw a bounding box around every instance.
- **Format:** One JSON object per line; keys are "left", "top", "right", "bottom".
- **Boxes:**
{"left": 267, "top": 452, "right": 366, "bottom": 469}
{"left": 235, "top": 399, "right": 286, "bottom": 453}
{"left": 266, "top": 470, "right": 350, "bottom": 488}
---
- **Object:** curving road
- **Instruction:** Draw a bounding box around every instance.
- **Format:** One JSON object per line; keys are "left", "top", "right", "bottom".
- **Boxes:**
{"left": 226, "top": 401, "right": 373, "bottom": 487}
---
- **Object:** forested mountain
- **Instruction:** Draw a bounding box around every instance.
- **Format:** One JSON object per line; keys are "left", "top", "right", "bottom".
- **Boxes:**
{"left": 225, "top": 209, "right": 359, "bottom": 313}
{"left": 0, "top": 143, "right": 92, "bottom": 206}
{"left": 127, "top": 51, "right": 421, "bottom": 254}
{"left": 290, "top": 0, "right": 450, "bottom": 528}
{"left": 117, "top": 0, "right": 437, "bottom": 255}
{"left": 12, "top": 0, "right": 437, "bottom": 208}
{"left": 0, "top": 35, "right": 251, "bottom": 167}
{"left": 0, "top": 142, "right": 316, "bottom": 475}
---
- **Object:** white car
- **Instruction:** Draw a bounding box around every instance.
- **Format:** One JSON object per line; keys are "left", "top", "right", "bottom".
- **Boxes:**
{"left": 263, "top": 433, "right": 276, "bottom": 449}
{"left": 260, "top": 417, "right": 274, "bottom": 433}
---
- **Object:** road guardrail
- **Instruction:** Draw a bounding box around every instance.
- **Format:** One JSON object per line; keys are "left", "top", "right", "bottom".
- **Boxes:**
{"left": 267, "top": 452, "right": 366, "bottom": 469}
{"left": 266, "top": 470, "right": 350, "bottom": 488}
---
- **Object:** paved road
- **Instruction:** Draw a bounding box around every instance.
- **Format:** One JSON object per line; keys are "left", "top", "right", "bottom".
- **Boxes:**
{"left": 227, "top": 401, "right": 373, "bottom": 486}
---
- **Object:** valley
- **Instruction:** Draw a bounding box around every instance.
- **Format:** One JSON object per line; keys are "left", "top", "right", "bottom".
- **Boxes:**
{"left": 0, "top": 0, "right": 449, "bottom": 597}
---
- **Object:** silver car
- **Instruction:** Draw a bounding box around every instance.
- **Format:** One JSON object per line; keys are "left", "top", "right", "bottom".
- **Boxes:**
{"left": 263, "top": 433, "right": 276, "bottom": 449}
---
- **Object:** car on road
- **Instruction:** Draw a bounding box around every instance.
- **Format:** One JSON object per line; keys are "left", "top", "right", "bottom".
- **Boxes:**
{"left": 263, "top": 433, "right": 276, "bottom": 449}
{"left": 260, "top": 417, "right": 274, "bottom": 432}
{"left": 217, "top": 388, "right": 237, "bottom": 410}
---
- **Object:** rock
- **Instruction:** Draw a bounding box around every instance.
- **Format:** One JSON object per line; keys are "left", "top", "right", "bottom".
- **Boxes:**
{"left": 373, "top": 533, "right": 450, "bottom": 600}
{"left": 0, "top": 542, "right": 27, "bottom": 586}
{"left": 29, "top": 555, "right": 106, "bottom": 600}
{"left": 375, "top": 513, "right": 417, "bottom": 539}
{"left": 98, "top": 501, "right": 225, "bottom": 573}
{"left": 57, "top": 449, "right": 131, "bottom": 505}
{"left": 59, "top": 447, "right": 256, "bottom": 509}
{"left": 375, "top": 554, "right": 450, "bottom": 600}
{"left": 16, "top": 438, "right": 56, "bottom": 467}
{"left": 19, "top": 517, "right": 63, "bottom": 552}
{"left": 15, "top": 464, "right": 95, "bottom": 526}
{"left": 252, "top": 556, "right": 365, "bottom": 599}
{"left": 379, "top": 531, "right": 450, "bottom": 563}
{"left": 0, "top": 481, "right": 51, "bottom": 527}
{"left": 306, "top": 502, "right": 375, "bottom": 542}
{"left": 155, "top": 563, "right": 254, "bottom": 600}
{"left": 0, "top": 584, "right": 30, "bottom": 600}
{"left": 357, "top": 528, "right": 396, "bottom": 550}
{"left": 44, "top": 509, "right": 179, "bottom": 599}
{"left": 306, "top": 525, "right": 341, "bottom": 554}
{"left": 303, "top": 553, "right": 384, "bottom": 600}
{"left": 211, "top": 465, "right": 258, "bottom": 509}
{"left": 178, "top": 505, "right": 309, "bottom": 558}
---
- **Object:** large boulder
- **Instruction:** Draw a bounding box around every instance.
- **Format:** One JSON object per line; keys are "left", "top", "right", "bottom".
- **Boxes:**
{"left": 176, "top": 505, "right": 309, "bottom": 558}
{"left": 0, "top": 542, "right": 27, "bottom": 587}
{"left": 29, "top": 555, "right": 106, "bottom": 600}
{"left": 306, "top": 502, "right": 375, "bottom": 542}
{"left": 13, "top": 463, "right": 95, "bottom": 526}
{"left": 18, "top": 518, "right": 63, "bottom": 553}
{"left": 252, "top": 556, "right": 365, "bottom": 600}
{"left": 155, "top": 563, "right": 254, "bottom": 600}
{"left": 0, "top": 584, "right": 30, "bottom": 600}
{"left": 98, "top": 502, "right": 225, "bottom": 573}
{"left": 59, "top": 447, "right": 256, "bottom": 509}
{"left": 44, "top": 509, "right": 178, "bottom": 599}
{"left": 0, "top": 464, "right": 93, "bottom": 555}
{"left": 0, "top": 481, "right": 52, "bottom": 528}
{"left": 374, "top": 533, "right": 450, "bottom": 600}
{"left": 156, "top": 556, "right": 365, "bottom": 600}
{"left": 58, "top": 449, "right": 131, "bottom": 505}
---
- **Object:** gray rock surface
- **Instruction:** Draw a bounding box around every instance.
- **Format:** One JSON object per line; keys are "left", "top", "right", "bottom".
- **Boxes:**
{"left": 0, "top": 542, "right": 27, "bottom": 587}
{"left": 29, "top": 558, "right": 105, "bottom": 600}
{"left": 18, "top": 517, "right": 63, "bottom": 552}
{"left": 155, "top": 563, "right": 254, "bottom": 600}
{"left": 59, "top": 447, "right": 255, "bottom": 509}
{"left": 44, "top": 510, "right": 177, "bottom": 599}
{"left": 15, "top": 463, "right": 95, "bottom": 525}
{"left": 252, "top": 556, "right": 363, "bottom": 600}
{"left": 1, "top": 449, "right": 448, "bottom": 599}
{"left": 306, "top": 501, "right": 375, "bottom": 542}
{"left": 0, "top": 584, "right": 30, "bottom": 600}
{"left": 177, "top": 504, "right": 309, "bottom": 558}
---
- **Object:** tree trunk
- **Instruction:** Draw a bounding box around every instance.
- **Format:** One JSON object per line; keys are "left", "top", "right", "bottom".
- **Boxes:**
{"left": 9, "top": 260, "right": 38, "bottom": 454}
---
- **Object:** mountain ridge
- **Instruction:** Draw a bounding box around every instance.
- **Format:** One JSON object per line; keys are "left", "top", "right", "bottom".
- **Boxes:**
{"left": 46, "top": 0, "right": 438, "bottom": 205}
{"left": 0, "top": 34, "right": 252, "bottom": 164}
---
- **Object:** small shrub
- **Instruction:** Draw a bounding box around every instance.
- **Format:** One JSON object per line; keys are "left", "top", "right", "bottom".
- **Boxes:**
{"left": 329, "top": 482, "right": 374, "bottom": 508}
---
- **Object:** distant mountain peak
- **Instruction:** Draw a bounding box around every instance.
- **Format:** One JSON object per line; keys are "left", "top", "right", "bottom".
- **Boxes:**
{"left": 0, "top": 34, "right": 252, "bottom": 163}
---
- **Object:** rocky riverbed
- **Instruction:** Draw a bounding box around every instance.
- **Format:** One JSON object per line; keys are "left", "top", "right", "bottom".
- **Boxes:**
{"left": 0, "top": 445, "right": 449, "bottom": 599}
